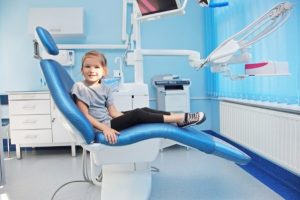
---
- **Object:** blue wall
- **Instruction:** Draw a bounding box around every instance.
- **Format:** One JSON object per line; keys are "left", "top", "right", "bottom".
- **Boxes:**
{"left": 203, "top": 0, "right": 300, "bottom": 132}
{"left": 0, "top": 0, "right": 212, "bottom": 129}
{"left": 205, "top": 0, "right": 300, "bottom": 105}
{"left": 2, "top": 0, "right": 297, "bottom": 132}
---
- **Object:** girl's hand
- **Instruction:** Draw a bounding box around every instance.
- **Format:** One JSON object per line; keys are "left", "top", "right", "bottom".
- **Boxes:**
{"left": 102, "top": 127, "right": 120, "bottom": 144}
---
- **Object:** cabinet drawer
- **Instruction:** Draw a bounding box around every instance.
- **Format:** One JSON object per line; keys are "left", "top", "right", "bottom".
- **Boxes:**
{"left": 9, "top": 100, "right": 50, "bottom": 115}
{"left": 10, "top": 115, "right": 51, "bottom": 130}
{"left": 8, "top": 93, "right": 50, "bottom": 100}
{"left": 10, "top": 129, "right": 52, "bottom": 144}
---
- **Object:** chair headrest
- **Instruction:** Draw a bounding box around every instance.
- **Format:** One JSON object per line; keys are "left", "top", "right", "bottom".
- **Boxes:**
{"left": 35, "top": 26, "right": 59, "bottom": 56}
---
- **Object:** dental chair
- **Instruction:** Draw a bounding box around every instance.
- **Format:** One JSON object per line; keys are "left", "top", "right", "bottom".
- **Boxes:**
{"left": 34, "top": 26, "right": 251, "bottom": 200}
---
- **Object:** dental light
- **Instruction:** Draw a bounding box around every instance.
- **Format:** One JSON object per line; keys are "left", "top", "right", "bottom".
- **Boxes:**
{"left": 193, "top": 1, "right": 293, "bottom": 80}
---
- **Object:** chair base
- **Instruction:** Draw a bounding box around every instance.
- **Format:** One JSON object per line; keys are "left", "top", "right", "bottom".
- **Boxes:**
{"left": 101, "top": 164, "right": 152, "bottom": 200}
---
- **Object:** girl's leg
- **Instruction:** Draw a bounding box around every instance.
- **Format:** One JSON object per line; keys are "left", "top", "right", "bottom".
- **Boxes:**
{"left": 111, "top": 108, "right": 206, "bottom": 131}
{"left": 163, "top": 114, "right": 185, "bottom": 123}
{"left": 139, "top": 107, "right": 189, "bottom": 124}
{"left": 140, "top": 107, "right": 187, "bottom": 124}
{"left": 140, "top": 107, "right": 171, "bottom": 115}
{"left": 111, "top": 108, "right": 183, "bottom": 131}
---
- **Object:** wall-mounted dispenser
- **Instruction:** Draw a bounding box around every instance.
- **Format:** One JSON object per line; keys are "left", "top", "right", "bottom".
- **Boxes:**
{"left": 42, "top": 50, "right": 75, "bottom": 67}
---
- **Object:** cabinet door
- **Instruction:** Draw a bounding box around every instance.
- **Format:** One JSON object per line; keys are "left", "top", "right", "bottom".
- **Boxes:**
{"left": 165, "top": 92, "right": 189, "bottom": 112}
{"left": 132, "top": 95, "right": 149, "bottom": 109}
{"left": 113, "top": 94, "right": 132, "bottom": 111}
{"left": 51, "top": 100, "right": 76, "bottom": 143}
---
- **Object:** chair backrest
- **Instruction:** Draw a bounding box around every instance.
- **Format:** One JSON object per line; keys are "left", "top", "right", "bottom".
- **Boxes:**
{"left": 36, "top": 26, "right": 95, "bottom": 144}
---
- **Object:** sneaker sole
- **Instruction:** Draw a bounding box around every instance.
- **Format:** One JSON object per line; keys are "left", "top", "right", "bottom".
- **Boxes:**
{"left": 196, "top": 113, "right": 206, "bottom": 125}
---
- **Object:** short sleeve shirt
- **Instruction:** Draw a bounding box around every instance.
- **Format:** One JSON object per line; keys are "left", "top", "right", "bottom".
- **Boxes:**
{"left": 71, "top": 81, "right": 114, "bottom": 126}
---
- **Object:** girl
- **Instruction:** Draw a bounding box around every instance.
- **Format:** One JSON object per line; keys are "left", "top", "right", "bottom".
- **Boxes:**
{"left": 71, "top": 51, "right": 206, "bottom": 144}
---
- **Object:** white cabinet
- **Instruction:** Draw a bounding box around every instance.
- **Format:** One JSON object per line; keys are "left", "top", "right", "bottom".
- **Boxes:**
{"left": 8, "top": 91, "right": 76, "bottom": 159}
{"left": 113, "top": 83, "right": 149, "bottom": 111}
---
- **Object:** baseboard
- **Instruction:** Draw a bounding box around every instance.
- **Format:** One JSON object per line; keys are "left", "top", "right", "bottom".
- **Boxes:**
{"left": 204, "top": 130, "right": 300, "bottom": 200}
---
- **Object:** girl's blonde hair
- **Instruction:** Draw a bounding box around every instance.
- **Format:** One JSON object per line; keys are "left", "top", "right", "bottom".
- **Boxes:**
{"left": 81, "top": 50, "right": 108, "bottom": 76}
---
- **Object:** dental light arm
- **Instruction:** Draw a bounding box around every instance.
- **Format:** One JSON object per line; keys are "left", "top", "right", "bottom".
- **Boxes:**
{"left": 192, "top": 1, "right": 293, "bottom": 80}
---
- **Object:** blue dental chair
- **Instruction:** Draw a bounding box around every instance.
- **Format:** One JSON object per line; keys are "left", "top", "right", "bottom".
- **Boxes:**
{"left": 34, "top": 26, "right": 250, "bottom": 200}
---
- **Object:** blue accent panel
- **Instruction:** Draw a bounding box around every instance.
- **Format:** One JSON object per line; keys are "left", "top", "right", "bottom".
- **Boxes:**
{"left": 0, "top": 95, "right": 8, "bottom": 105}
{"left": 36, "top": 26, "right": 59, "bottom": 55}
{"left": 1, "top": 118, "right": 9, "bottom": 126}
{"left": 2, "top": 139, "right": 16, "bottom": 152}
{"left": 209, "top": 2, "right": 229, "bottom": 8}
{"left": 204, "top": 130, "right": 300, "bottom": 199}
{"left": 95, "top": 124, "right": 251, "bottom": 165}
{"left": 40, "top": 60, "right": 95, "bottom": 144}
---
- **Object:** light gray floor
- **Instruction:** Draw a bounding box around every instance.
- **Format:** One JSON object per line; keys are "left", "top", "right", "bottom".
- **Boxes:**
{"left": 0, "top": 146, "right": 282, "bottom": 200}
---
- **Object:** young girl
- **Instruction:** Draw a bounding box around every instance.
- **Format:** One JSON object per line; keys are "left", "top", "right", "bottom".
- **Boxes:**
{"left": 71, "top": 51, "right": 206, "bottom": 144}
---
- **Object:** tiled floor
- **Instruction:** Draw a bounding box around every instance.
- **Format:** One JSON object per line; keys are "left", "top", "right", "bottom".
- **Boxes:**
{"left": 0, "top": 146, "right": 282, "bottom": 200}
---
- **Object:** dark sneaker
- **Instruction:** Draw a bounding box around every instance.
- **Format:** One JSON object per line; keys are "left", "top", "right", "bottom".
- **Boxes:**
{"left": 177, "top": 112, "right": 206, "bottom": 128}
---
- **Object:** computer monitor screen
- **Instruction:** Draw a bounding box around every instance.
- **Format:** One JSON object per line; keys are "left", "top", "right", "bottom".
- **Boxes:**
{"left": 136, "top": 0, "right": 180, "bottom": 16}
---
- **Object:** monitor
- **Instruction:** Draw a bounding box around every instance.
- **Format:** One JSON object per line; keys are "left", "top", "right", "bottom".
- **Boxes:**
{"left": 136, "top": 0, "right": 181, "bottom": 16}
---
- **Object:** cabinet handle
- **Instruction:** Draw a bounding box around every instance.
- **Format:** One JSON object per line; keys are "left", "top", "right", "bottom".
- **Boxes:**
{"left": 23, "top": 119, "right": 37, "bottom": 124}
{"left": 21, "top": 95, "right": 36, "bottom": 99}
{"left": 25, "top": 135, "right": 38, "bottom": 139}
{"left": 52, "top": 118, "right": 56, "bottom": 122}
{"left": 22, "top": 105, "right": 36, "bottom": 110}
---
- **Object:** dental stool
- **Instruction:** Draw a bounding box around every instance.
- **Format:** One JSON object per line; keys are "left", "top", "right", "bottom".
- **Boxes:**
{"left": 34, "top": 26, "right": 251, "bottom": 200}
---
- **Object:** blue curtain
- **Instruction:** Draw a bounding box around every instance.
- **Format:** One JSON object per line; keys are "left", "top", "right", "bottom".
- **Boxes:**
{"left": 205, "top": 0, "right": 300, "bottom": 105}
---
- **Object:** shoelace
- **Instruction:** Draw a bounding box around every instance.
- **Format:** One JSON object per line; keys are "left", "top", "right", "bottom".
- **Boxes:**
{"left": 188, "top": 113, "right": 200, "bottom": 122}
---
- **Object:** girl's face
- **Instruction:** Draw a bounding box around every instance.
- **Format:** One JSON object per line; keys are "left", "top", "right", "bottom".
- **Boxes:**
{"left": 81, "top": 56, "right": 105, "bottom": 86}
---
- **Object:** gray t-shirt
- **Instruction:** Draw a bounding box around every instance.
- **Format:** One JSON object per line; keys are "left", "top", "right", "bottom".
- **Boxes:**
{"left": 71, "top": 81, "right": 114, "bottom": 127}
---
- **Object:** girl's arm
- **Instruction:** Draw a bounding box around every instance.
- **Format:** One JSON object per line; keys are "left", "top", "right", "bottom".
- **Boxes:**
{"left": 75, "top": 99, "right": 119, "bottom": 144}
{"left": 107, "top": 104, "right": 124, "bottom": 118}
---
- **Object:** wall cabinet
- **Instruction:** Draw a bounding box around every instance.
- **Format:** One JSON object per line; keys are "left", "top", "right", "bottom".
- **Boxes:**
{"left": 8, "top": 91, "right": 76, "bottom": 159}
{"left": 28, "top": 8, "right": 84, "bottom": 38}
